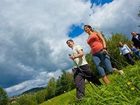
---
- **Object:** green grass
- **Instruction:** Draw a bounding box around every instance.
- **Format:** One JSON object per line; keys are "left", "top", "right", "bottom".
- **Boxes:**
{"left": 40, "top": 89, "right": 76, "bottom": 105}
{"left": 40, "top": 62, "right": 140, "bottom": 105}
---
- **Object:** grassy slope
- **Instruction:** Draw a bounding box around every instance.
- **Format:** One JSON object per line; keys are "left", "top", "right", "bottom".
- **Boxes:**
{"left": 41, "top": 62, "right": 140, "bottom": 105}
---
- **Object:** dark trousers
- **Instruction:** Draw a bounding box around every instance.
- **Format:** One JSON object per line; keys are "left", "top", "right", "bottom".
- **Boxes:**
{"left": 124, "top": 53, "right": 135, "bottom": 65}
{"left": 134, "top": 51, "right": 140, "bottom": 59}
{"left": 72, "top": 64, "right": 101, "bottom": 99}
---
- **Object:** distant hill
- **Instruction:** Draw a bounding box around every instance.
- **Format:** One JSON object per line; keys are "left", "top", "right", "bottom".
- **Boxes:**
{"left": 22, "top": 87, "right": 45, "bottom": 94}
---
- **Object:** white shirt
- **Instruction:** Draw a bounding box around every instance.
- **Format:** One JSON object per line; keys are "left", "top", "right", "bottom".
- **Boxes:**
{"left": 135, "top": 35, "right": 139, "bottom": 40}
{"left": 119, "top": 44, "right": 131, "bottom": 55}
{"left": 72, "top": 45, "right": 88, "bottom": 67}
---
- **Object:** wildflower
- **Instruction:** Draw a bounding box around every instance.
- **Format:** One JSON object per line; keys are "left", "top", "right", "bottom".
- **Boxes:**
{"left": 131, "top": 87, "right": 135, "bottom": 91}
{"left": 127, "top": 81, "right": 131, "bottom": 85}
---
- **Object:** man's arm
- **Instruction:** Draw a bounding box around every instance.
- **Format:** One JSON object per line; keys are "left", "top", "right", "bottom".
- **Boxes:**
{"left": 136, "top": 33, "right": 140, "bottom": 36}
{"left": 70, "top": 49, "right": 84, "bottom": 60}
{"left": 125, "top": 44, "right": 131, "bottom": 53}
{"left": 73, "top": 49, "right": 84, "bottom": 59}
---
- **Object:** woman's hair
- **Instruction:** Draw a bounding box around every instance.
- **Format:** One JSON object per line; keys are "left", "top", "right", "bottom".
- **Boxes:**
{"left": 84, "top": 25, "right": 94, "bottom": 32}
{"left": 118, "top": 41, "right": 123, "bottom": 47}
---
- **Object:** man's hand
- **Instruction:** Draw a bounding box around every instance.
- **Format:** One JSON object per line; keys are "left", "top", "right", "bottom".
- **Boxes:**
{"left": 69, "top": 54, "right": 76, "bottom": 60}
{"left": 69, "top": 55, "right": 75, "bottom": 60}
{"left": 69, "top": 49, "right": 83, "bottom": 60}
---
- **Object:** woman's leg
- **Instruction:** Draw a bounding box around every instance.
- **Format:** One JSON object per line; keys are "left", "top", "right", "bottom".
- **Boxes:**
{"left": 124, "top": 53, "right": 135, "bottom": 65}
{"left": 102, "top": 75, "right": 110, "bottom": 84}
{"left": 92, "top": 54, "right": 110, "bottom": 84}
{"left": 102, "top": 54, "right": 113, "bottom": 73}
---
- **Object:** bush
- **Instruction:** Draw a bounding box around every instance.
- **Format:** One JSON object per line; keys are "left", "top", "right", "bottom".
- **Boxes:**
{"left": 36, "top": 91, "right": 46, "bottom": 104}
{"left": 8, "top": 101, "right": 20, "bottom": 105}
{"left": 17, "top": 95, "right": 37, "bottom": 105}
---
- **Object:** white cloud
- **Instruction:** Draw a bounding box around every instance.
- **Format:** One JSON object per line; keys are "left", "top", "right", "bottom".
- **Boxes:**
{"left": 86, "top": 0, "right": 140, "bottom": 37}
{"left": 5, "top": 70, "right": 62, "bottom": 97}
{"left": 0, "top": 0, "right": 91, "bottom": 96}
{"left": 0, "top": 0, "right": 140, "bottom": 96}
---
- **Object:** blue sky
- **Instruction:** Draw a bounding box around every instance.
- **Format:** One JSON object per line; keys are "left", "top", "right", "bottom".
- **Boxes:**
{"left": 68, "top": 0, "right": 113, "bottom": 38}
{"left": 68, "top": 23, "right": 84, "bottom": 38}
{"left": 90, "top": 0, "right": 113, "bottom": 5}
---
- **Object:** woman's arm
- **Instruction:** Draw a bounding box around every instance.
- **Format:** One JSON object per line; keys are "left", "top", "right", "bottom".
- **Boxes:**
{"left": 119, "top": 47, "right": 122, "bottom": 55}
{"left": 97, "top": 32, "right": 106, "bottom": 49}
{"left": 125, "top": 44, "right": 131, "bottom": 52}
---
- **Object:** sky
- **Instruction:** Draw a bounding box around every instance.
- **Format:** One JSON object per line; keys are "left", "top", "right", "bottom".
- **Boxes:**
{"left": 0, "top": 0, "right": 139, "bottom": 97}
{"left": 68, "top": 0, "right": 113, "bottom": 38}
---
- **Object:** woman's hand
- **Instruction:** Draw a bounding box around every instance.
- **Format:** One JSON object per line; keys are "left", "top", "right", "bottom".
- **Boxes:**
{"left": 102, "top": 49, "right": 109, "bottom": 55}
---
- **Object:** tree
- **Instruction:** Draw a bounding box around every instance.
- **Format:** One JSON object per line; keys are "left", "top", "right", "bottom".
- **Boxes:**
{"left": 8, "top": 101, "right": 20, "bottom": 105}
{"left": 46, "top": 77, "right": 56, "bottom": 99}
{"left": 106, "top": 33, "right": 130, "bottom": 69}
{"left": 85, "top": 53, "right": 97, "bottom": 74}
{"left": 17, "top": 94, "right": 37, "bottom": 105}
{"left": 55, "top": 71, "right": 74, "bottom": 95}
{"left": 36, "top": 90, "right": 46, "bottom": 104}
{"left": 0, "top": 87, "right": 8, "bottom": 105}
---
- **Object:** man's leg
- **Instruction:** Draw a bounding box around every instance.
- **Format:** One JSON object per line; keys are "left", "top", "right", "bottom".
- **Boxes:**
{"left": 74, "top": 70, "right": 85, "bottom": 99}
{"left": 81, "top": 64, "right": 102, "bottom": 86}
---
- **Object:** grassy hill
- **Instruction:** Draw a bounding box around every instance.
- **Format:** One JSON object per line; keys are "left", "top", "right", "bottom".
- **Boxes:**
{"left": 40, "top": 62, "right": 140, "bottom": 105}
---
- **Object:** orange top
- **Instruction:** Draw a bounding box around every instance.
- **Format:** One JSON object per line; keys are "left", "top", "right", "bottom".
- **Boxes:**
{"left": 87, "top": 32, "right": 104, "bottom": 54}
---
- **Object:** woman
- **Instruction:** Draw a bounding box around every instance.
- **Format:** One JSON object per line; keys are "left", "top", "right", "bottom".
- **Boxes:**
{"left": 118, "top": 42, "right": 135, "bottom": 65}
{"left": 84, "top": 25, "right": 113, "bottom": 84}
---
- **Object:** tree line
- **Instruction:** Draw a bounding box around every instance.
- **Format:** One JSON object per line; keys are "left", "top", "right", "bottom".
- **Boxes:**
{"left": 0, "top": 71, "right": 75, "bottom": 105}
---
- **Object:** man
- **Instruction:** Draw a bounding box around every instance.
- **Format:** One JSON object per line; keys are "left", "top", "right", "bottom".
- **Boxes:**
{"left": 131, "top": 32, "right": 140, "bottom": 49}
{"left": 66, "top": 39, "right": 101, "bottom": 100}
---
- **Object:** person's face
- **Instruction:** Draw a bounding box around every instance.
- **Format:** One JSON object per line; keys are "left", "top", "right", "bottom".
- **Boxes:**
{"left": 131, "top": 32, "right": 137, "bottom": 36}
{"left": 67, "top": 41, "right": 74, "bottom": 48}
{"left": 84, "top": 26, "right": 91, "bottom": 34}
{"left": 119, "top": 42, "right": 123, "bottom": 47}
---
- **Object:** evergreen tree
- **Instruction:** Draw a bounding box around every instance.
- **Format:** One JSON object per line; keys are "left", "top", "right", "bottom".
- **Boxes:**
{"left": 55, "top": 70, "right": 74, "bottom": 95}
{"left": 0, "top": 87, "right": 8, "bottom": 105}
{"left": 17, "top": 94, "right": 37, "bottom": 105}
{"left": 36, "top": 90, "right": 46, "bottom": 104}
{"left": 8, "top": 101, "right": 20, "bottom": 105}
{"left": 46, "top": 77, "right": 56, "bottom": 99}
